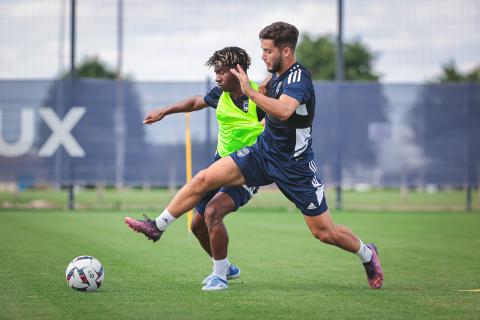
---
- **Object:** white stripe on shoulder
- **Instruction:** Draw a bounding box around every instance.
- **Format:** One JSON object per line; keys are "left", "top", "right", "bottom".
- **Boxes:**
{"left": 287, "top": 72, "right": 293, "bottom": 84}
{"left": 289, "top": 71, "right": 298, "bottom": 84}
{"left": 295, "top": 69, "right": 302, "bottom": 82}
{"left": 290, "top": 69, "right": 302, "bottom": 83}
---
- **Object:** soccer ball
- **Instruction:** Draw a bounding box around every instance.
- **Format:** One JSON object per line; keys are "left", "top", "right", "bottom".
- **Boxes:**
{"left": 66, "top": 255, "right": 104, "bottom": 292}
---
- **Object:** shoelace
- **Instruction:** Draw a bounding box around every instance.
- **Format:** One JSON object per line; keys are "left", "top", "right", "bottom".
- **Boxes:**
{"left": 142, "top": 214, "right": 154, "bottom": 224}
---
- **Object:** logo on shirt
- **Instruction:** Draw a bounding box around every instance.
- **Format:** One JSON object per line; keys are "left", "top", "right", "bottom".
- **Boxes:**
{"left": 242, "top": 100, "right": 249, "bottom": 112}
{"left": 236, "top": 147, "right": 250, "bottom": 157}
{"left": 275, "top": 81, "right": 283, "bottom": 95}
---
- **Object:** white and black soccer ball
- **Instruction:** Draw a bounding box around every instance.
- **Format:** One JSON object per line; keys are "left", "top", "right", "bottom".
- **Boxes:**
{"left": 66, "top": 255, "right": 104, "bottom": 292}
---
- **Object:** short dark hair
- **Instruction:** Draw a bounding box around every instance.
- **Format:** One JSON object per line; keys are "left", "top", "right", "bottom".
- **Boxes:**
{"left": 205, "top": 46, "right": 251, "bottom": 71}
{"left": 259, "top": 22, "right": 299, "bottom": 50}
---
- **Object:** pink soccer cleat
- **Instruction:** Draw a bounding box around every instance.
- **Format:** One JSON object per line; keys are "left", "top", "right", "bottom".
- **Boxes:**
{"left": 362, "top": 243, "right": 384, "bottom": 289}
{"left": 125, "top": 214, "right": 163, "bottom": 242}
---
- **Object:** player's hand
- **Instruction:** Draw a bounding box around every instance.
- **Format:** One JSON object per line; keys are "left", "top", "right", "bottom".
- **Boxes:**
{"left": 230, "top": 64, "right": 254, "bottom": 97}
{"left": 259, "top": 85, "right": 267, "bottom": 96}
{"left": 143, "top": 110, "right": 166, "bottom": 125}
{"left": 258, "top": 75, "right": 271, "bottom": 96}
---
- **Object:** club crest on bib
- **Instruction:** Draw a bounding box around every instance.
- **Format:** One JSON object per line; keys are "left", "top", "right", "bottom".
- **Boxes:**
{"left": 237, "top": 147, "right": 250, "bottom": 157}
{"left": 242, "top": 100, "right": 249, "bottom": 112}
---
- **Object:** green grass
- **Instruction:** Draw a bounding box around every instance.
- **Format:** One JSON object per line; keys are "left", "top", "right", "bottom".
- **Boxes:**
{"left": 1, "top": 187, "right": 478, "bottom": 211}
{"left": 0, "top": 208, "right": 479, "bottom": 319}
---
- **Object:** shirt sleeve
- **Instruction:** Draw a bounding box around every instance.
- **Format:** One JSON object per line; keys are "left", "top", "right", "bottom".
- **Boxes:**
{"left": 256, "top": 107, "right": 266, "bottom": 121}
{"left": 282, "top": 75, "right": 311, "bottom": 104}
{"left": 203, "top": 86, "right": 222, "bottom": 109}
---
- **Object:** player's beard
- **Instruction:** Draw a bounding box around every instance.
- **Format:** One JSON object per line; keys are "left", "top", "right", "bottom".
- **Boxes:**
{"left": 268, "top": 56, "right": 283, "bottom": 73}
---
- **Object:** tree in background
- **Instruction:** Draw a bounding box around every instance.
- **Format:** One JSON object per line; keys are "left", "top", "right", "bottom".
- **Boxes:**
{"left": 435, "top": 60, "right": 479, "bottom": 83}
{"left": 296, "top": 34, "right": 381, "bottom": 81}
{"left": 296, "top": 35, "right": 387, "bottom": 185}
{"left": 62, "top": 56, "right": 118, "bottom": 79}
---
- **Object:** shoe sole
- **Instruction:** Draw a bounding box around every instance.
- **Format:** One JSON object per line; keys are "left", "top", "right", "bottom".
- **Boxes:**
{"left": 202, "top": 286, "right": 228, "bottom": 291}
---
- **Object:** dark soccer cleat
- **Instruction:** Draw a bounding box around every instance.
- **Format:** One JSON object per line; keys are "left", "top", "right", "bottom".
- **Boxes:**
{"left": 125, "top": 214, "right": 163, "bottom": 242}
{"left": 363, "top": 243, "right": 384, "bottom": 289}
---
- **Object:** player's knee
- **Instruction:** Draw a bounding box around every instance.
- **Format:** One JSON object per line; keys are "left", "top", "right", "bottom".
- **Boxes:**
{"left": 191, "top": 170, "right": 210, "bottom": 193}
{"left": 204, "top": 205, "right": 225, "bottom": 228}
{"left": 190, "top": 212, "right": 208, "bottom": 237}
{"left": 312, "top": 229, "right": 337, "bottom": 245}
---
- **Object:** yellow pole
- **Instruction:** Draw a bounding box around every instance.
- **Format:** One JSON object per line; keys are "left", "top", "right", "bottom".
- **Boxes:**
{"left": 185, "top": 113, "right": 193, "bottom": 231}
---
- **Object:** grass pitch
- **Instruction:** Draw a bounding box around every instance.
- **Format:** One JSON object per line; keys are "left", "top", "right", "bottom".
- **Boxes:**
{"left": 1, "top": 187, "right": 478, "bottom": 212}
{"left": 0, "top": 207, "right": 479, "bottom": 319}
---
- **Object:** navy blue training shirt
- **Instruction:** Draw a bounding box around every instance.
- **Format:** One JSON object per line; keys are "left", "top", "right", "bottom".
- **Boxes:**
{"left": 257, "top": 63, "right": 316, "bottom": 161}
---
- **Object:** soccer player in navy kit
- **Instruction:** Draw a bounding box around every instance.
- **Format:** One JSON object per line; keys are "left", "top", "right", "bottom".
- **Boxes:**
{"left": 126, "top": 22, "right": 384, "bottom": 290}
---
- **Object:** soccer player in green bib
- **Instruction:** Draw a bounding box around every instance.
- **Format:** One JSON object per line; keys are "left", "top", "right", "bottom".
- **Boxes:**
{"left": 139, "top": 47, "right": 264, "bottom": 290}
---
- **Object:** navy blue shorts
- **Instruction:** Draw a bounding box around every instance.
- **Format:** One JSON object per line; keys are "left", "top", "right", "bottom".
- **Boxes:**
{"left": 195, "top": 154, "right": 259, "bottom": 215}
{"left": 230, "top": 144, "right": 328, "bottom": 216}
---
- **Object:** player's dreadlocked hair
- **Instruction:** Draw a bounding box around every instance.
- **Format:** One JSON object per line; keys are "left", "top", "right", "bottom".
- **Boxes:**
{"left": 205, "top": 47, "right": 251, "bottom": 71}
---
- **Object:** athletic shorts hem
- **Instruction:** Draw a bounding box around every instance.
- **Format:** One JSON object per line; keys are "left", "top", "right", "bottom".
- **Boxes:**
{"left": 300, "top": 204, "right": 329, "bottom": 216}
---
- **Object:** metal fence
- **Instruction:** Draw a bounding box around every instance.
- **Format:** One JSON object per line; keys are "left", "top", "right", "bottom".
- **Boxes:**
{"left": 1, "top": 79, "right": 478, "bottom": 192}
{"left": 1, "top": 1, "right": 478, "bottom": 83}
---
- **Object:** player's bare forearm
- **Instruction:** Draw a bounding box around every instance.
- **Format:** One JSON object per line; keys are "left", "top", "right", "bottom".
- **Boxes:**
{"left": 169, "top": 95, "right": 207, "bottom": 114}
{"left": 247, "top": 91, "right": 297, "bottom": 121}
{"left": 231, "top": 64, "right": 297, "bottom": 121}
{"left": 143, "top": 95, "right": 207, "bottom": 124}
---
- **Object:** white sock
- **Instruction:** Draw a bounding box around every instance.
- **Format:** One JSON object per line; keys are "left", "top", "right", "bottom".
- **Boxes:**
{"left": 356, "top": 240, "right": 373, "bottom": 263}
{"left": 213, "top": 258, "right": 229, "bottom": 281}
{"left": 210, "top": 258, "right": 215, "bottom": 273}
{"left": 155, "top": 208, "right": 176, "bottom": 231}
{"left": 211, "top": 258, "right": 230, "bottom": 270}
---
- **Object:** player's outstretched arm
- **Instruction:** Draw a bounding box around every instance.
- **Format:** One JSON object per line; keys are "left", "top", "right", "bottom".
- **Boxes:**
{"left": 143, "top": 95, "right": 208, "bottom": 125}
